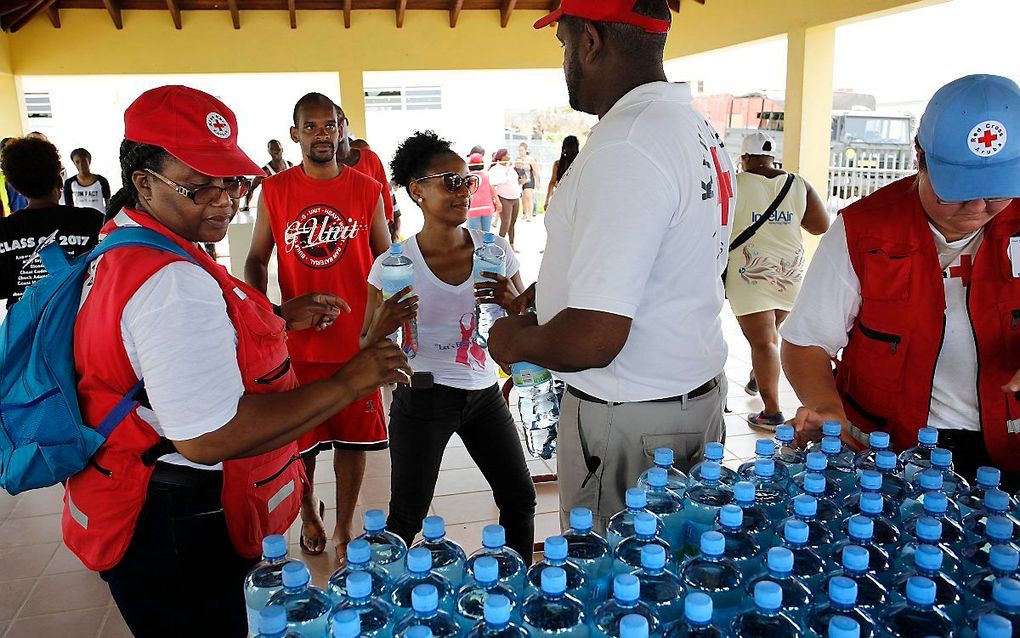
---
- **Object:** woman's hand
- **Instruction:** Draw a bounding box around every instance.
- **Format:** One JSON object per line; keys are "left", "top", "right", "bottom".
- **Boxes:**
{"left": 475, "top": 273, "right": 519, "bottom": 311}
{"left": 364, "top": 286, "right": 418, "bottom": 345}
{"left": 281, "top": 293, "right": 349, "bottom": 331}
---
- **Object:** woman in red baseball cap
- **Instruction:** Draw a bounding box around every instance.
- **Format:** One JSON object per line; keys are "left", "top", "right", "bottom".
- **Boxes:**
{"left": 64, "top": 85, "right": 411, "bottom": 637}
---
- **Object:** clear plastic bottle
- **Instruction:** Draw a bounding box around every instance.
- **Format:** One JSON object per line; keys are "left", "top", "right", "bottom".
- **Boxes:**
{"left": 412, "top": 516, "right": 467, "bottom": 590}
{"left": 464, "top": 594, "right": 528, "bottom": 638}
{"left": 880, "top": 576, "right": 955, "bottom": 638}
{"left": 744, "top": 547, "right": 813, "bottom": 623}
{"left": 380, "top": 243, "right": 418, "bottom": 358}
{"left": 908, "top": 447, "right": 969, "bottom": 499}
{"left": 890, "top": 545, "right": 964, "bottom": 624}
{"left": 873, "top": 451, "right": 910, "bottom": 507}
{"left": 795, "top": 473, "right": 845, "bottom": 533}
{"left": 842, "top": 470, "right": 899, "bottom": 521}
{"left": 472, "top": 232, "right": 506, "bottom": 348}
{"left": 965, "top": 545, "right": 1020, "bottom": 608}
{"left": 738, "top": 439, "right": 791, "bottom": 485}
{"left": 964, "top": 490, "right": 1020, "bottom": 544}
{"left": 714, "top": 504, "right": 761, "bottom": 570}
{"left": 511, "top": 362, "right": 559, "bottom": 460}
{"left": 355, "top": 509, "right": 408, "bottom": 580}
{"left": 590, "top": 573, "right": 660, "bottom": 638}
{"left": 331, "top": 571, "right": 395, "bottom": 637}
{"left": 520, "top": 566, "right": 588, "bottom": 637}
{"left": 563, "top": 507, "right": 613, "bottom": 603}
{"left": 778, "top": 519, "right": 829, "bottom": 592}
{"left": 806, "top": 421, "right": 854, "bottom": 460}
{"left": 902, "top": 492, "right": 966, "bottom": 550}
{"left": 328, "top": 538, "right": 392, "bottom": 601}
{"left": 330, "top": 609, "right": 362, "bottom": 638}
{"left": 525, "top": 536, "right": 587, "bottom": 601}
{"left": 643, "top": 469, "right": 687, "bottom": 563}
{"left": 848, "top": 492, "right": 902, "bottom": 551}
{"left": 961, "top": 516, "right": 1020, "bottom": 575}
{"left": 245, "top": 535, "right": 298, "bottom": 635}
{"left": 688, "top": 443, "right": 738, "bottom": 486}
{"left": 614, "top": 511, "right": 672, "bottom": 575}
{"left": 390, "top": 547, "right": 455, "bottom": 621}
{"left": 960, "top": 467, "right": 1018, "bottom": 518}
{"left": 454, "top": 556, "right": 518, "bottom": 632}
{"left": 976, "top": 613, "right": 1014, "bottom": 638}
{"left": 851, "top": 431, "right": 895, "bottom": 474}
{"left": 606, "top": 487, "right": 662, "bottom": 550}
{"left": 731, "top": 481, "right": 774, "bottom": 546}
{"left": 780, "top": 494, "right": 834, "bottom": 551}
{"left": 826, "top": 616, "right": 861, "bottom": 638}
{"left": 663, "top": 592, "right": 722, "bottom": 638}
{"left": 817, "top": 435, "right": 856, "bottom": 494}
{"left": 825, "top": 545, "right": 889, "bottom": 612}
{"left": 793, "top": 452, "right": 841, "bottom": 500}
{"left": 682, "top": 461, "right": 734, "bottom": 557}
{"left": 265, "top": 562, "right": 332, "bottom": 638}
{"left": 632, "top": 544, "right": 684, "bottom": 625}
{"left": 967, "top": 578, "right": 1020, "bottom": 636}
{"left": 467, "top": 525, "right": 527, "bottom": 593}
{"left": 392, "top": 584, "right": 460, "bottom": 638}
{"left": 774, "top": 425, "right": 805, "bottom": 477}
{"left": 679, "top": 531, "right": 744, "bottom": 626}
{"left": 748, "top": 459, "right": 794, "bottom": 519}
{"left": 618, "top": 614, "right": 649, "bottom": 638}
{"left": 899, "top": 427, "right": 940, "bottom": 482}
{"left": 896, "top": 516, "right": 964, "bottom": 578}
{"left": 832, "top": 516, "right": 891, "bottom": 585}
{"left": 637, "top": 447, "right": 688, "bottom": 493}
{"left": 730, "top": 580, "right": 801, "bottom": 638}
{"left": 257, "top": 607, "right": 301, "bottom": 638}
{"left": 805, "top": 576, "right": 877, "bottom": 638}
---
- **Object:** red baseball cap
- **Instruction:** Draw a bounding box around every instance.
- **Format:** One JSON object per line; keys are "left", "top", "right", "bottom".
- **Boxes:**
{"left": 124, "top": 85, "right": 263, "bottom": 177}
{"left": 534, "top": 0, "right": 671, "bottom": 34}
{"left": 467, "top": 153, "right": 485, "bottom": 164}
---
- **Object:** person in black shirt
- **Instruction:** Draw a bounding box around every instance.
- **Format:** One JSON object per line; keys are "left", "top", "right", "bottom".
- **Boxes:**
{"left": 63, "top": 148, "right": 112, "bottom": 214}
{"left": 0, "top": 137, "right": 103, "bottom": 308}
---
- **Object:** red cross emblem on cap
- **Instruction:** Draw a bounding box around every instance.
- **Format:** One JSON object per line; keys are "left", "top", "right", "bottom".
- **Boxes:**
{"left": 206, "top": 112, "right": 231, "bottom": 139}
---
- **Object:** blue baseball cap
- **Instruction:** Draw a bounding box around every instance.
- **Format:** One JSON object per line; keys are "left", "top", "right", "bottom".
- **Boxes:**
{"left": 918, "top": 74, "right": 1020, "bottom": 202}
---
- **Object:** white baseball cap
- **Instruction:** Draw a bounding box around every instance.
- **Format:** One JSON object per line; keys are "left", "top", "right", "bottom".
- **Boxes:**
{"left": 741, "top": 131, "right": 777, "bottom": 157}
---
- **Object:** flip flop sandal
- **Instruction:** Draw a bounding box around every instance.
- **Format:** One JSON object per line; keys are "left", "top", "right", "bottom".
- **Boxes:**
{"left": 299, "top": 499, "right": 326, "bottom": 556}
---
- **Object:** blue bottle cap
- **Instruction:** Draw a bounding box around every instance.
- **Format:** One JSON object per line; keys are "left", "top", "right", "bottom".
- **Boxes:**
{"left": 931, "top": 448, "right": 952, "bottom": 468}
{"left": 647, "top": 468, "right": 669, "bottom": 489}
{"left": 916, "top": 517, "right": 943, "bottom": 542}
{"left": 411, "top": 584, "right": 439, "bottom": 613}
{"left": 755, "top": 459, "right": 776, "bottom": 478}
{"left": 978, "top": 614, "right": 1013, "bottom": 638}
{"left": 347, "top": 539, "right": 371, "bottom": 565}
{"left": 860, "top": 492, "right": 884, "bottom": 515}
{"left": 991, "top": 545, "right": 1020, "bottom": 573}
{"left": 700, "top": 531, "right": 725, "bottom": 556}
{"left": 919, "top": 469, "right": 944, "bottom": 491}
{"left": 754, "top": 580, "right": 783, "bottom": 610}
{"left": 822, "top": 437, "right": 842, "bottom": 455}
{"left": 767, "top": 547, "right": 794, "bottom": 573}
{"left": 641, "top": 543, "right": 667, "bottom": 570}
{"left": 869, "top": 431, "right": 890, "bottom": 450}
{"left": 407, "top": 546, "right": 432, "bottom": 573}
{"left": 806, "top": 452, "right": 827, "bottom": 471}
{"left": 841, "top": 545, "right": 870, "bottom": 572}
{"left": 619, "top": 614, "right": 649, "bottom": 638}
{"left": 281, "top": 561, "right": 310, "bottom": 588}
{"left": 916, "top": 544, "right": 944, "bottom": 571}
{"left": 848, "top": 515, "right": 874, "bottom": 540}
{"left": 923, "top": 492, "right": 949, "bottom": 515}
{"left": 634, "top": 512, "right": 658, "bottom": 536}
{"left": 406, "top": 627, "right": 433, "bottom": 638}
{"left": 994, "top": 578, "right": 1020, "bottom": 607}
{"left": 828, "top": 616, "right": 861, "bottom": 638}
{"left": 389, "top": 243, "right": 403, "bottom": 255}
{"left": 331, "top": 610, "right": 361, "bottom": 638}
{"left": 823, "top": 421, "right": 843, "bottom": 438}
{"left": 794, "top": 494, "right": 818, "bottom": 517}
{"left": 347, "top": 570, "right": 372, "bottom": 598}
{"left": 978, "top": 466, "right": 1003, "bottom": 488}
{"left": 784, "top": 520, "right": 809, "bottom": 544}
{"left": 483, "top": 524, "right": 506, "bottom": 548}
{"left": 719, "top": 504, "right": 743, "bottom": 528}
{"left": 860, "top": 470, "right": 883, "bottom": 491}
{"left": 654, "top": 448, "right": 675, "bottom": 467}
{"left": 918, "top": 427, "right": 939, "bottom": 446}
{"left": 876, "top": 451, "right": 898, "bottom": 470}
{"left": 262, "top": 534, "right": 287, "bottom": 560}
{"left": 484, "top": 594, "right": 512, "bottom": 625}
{"left": 259, "top": 607, "right": 287, "bottom": 635}
{"left": 734, "top": 481, "right": 756, "bottom": 503}
{"left": 705, "top": 442, "right": 725, "bottom": 461}
{"left": 987, "top": 489, "right": 1011, "bottom": 512}
{"left": 541, "top": 566, "right": 567, "bottom": 595}
{"left": 422, "top": 515, "right": 446, "bottom": 540}
{"left": 570, "top": 508, "right": 594, "bottom": 531}
{"left": 906, "top": 576, "right": 936, "bottom": 606}
{"left": 626, "top": 488, "right": 648, "bottom": 509}
{"left": 701, "top": 461, "right": 722, "bottom": 481}
{"left": 776, "top": 424, "right": 795, "bottom": 443}
{"left": 829, "top": 576, "right": 858, "bottom": 606}
{"left": 474, "top": 556, "right": 499, "bottom": 584}
{"left": 804, "top": 473, "right": 827, "bottom": 495}
{"left": 755, "top": 439, "right": 776, "bottom": 457}
{"left": 988, "top": 516, "right": 1015, "bottom": 541}
{"left": 482, "top": 232, "right": 495, "bottom": 244}
{"left": 364, "top": 509, "right": 386, "bottom": 532}
{"left": 685, "top": 592, "right": 713, "bottom": 624}
{"left": 544, "top": 536, "right": 568, "bottom": 561}
{"left": 614, "top": 573, "right": 640, "bottom": 602}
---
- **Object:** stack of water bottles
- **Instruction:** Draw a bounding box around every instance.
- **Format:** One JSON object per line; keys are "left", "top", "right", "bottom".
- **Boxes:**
{"left": 245, "top": 424, "right": 1020, "bottom": 637}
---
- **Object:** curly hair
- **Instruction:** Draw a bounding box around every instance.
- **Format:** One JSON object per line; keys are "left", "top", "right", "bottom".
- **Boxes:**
{"left": 105, "top": 139, "right": 172, "bottom": 220}
{"left": 389, "top": 130, "right": 456, "bottom": 192}
{"left": 0, "top": 137, "right": 62, "bottom": 199}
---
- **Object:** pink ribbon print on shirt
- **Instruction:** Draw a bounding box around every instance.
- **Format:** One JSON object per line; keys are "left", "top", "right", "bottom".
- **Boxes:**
{"left": 456, "top": 312, "right": 488, "bottom": 371}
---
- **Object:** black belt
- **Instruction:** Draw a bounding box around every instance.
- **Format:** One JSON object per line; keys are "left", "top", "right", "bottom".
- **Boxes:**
{"left": 150, "top": 461, "right": 223, "bottom": 490}
{"left": 566, "top": 376, "right": 719, "bottom": 406}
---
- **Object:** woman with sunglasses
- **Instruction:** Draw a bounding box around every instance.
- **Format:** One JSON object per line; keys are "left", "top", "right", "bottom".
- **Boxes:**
{"left": 361, "top": 130, "right": 537, "bottom": 561}
{"left": 67, "top": 86, "right": 410, "bottom": 637}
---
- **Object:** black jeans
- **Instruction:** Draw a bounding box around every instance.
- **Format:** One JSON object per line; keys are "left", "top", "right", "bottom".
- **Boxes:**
{"left": 387, "top": 383, "right": 537, "bottom": 563}
{"left": 100, "top": 465, "right": 256, "bottom": 638}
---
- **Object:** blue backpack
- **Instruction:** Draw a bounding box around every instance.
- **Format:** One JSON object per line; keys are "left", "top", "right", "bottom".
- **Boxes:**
{"left": 0, "top": 227, "right": 195, "bottom": 495}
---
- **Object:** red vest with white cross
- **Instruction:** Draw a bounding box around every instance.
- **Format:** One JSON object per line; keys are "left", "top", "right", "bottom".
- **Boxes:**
{"left": 835, "top": 176, "right": 1020, "bottom": 470}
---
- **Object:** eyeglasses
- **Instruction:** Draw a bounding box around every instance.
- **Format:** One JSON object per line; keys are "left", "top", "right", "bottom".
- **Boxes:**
{"left": 936, "top": 195, "right": 1013, "bottom": 206}
{"left": 414, "top": 172, "right": 481, "bottom": 195}
{"left": 146, "top": 169, "right": 250, "bottom": 205}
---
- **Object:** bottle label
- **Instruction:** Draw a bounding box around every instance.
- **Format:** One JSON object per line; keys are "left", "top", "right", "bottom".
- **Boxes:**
{"left": 512, "top": 363, "right": 552, "bottom": 387}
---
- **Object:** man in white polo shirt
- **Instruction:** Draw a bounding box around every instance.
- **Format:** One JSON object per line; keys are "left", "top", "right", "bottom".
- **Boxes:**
{"left": 488, "top": 0, "right": 735, "bottom": 530}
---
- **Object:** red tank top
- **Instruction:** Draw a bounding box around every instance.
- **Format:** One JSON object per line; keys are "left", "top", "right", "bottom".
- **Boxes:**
{"left": 351, "top": 148, "right": 393, "bottom": 223}
{"left": 262, "top": 165, "right": 382, "bottom": 363}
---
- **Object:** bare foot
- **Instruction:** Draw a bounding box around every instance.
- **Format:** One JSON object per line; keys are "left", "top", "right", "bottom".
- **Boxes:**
{"left": 333, "top": 531, "right": 353, "bottom": 565}
{"left": 299, "top": 499, "right": 327, "bottom": 555}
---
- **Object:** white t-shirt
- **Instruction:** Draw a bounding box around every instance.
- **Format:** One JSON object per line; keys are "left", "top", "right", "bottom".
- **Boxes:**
{"left": 781, "top": 215, "right": 982, "bottom": 431}
{"left": 80, "top": 212, "right": 244, "bottom": 469}
{"left": 368, "top": 230, "right": 519, "bottom": 390}
{"left": 536, "top": 82, "right": 735, "bottom": 402}
{"left": 488, "top": 164, "right": 523, "bottom": 200}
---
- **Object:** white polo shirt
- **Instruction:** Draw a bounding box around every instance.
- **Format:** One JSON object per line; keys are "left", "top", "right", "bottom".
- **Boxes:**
{"left": 536, "top": 82, "right": 735, "bottom": 402}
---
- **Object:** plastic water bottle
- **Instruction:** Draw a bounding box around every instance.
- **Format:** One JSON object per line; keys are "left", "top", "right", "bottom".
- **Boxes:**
{"left": 642, "top": 469, "right": 686, "bottom": 562}
{"left": 606, "top": 488, "right": 662, "bottom": 550}
{"left": 881, "top": 576, "right": 955, "bottom": 638}
{"left": 907, "top": 447, "right": 969, "bottom": 499}
{"left": 731, "top": 481, "right": 774, "bottom": 546}
{"left": 896, "top": 516, "right": 964, "bottom": 577}
{"left": 591, "top": 574, "right": 660, "bottom": 638}
{"left": 526, "top": 536, "right": 587, "bottom": 601}
{"left": 682, "top": 461, "right": 734, "bottom": 556}
{"left": 467, "top": 525, "right": 527, "bottom": 592}
{"left": 330, "top": 610, "right": 362, "bottom": 638}
{"left": 961, "top": 467, "right": 1018, "bottom": 517}
{"left": 890, "top": 545, "right": 964, "bottom": 624}
{"left": 266, "top": 562, "right": 331, "bottom": 638}
{"left": 390, "top": 547, "right": 455, "bottom": 621}
{"left": 774, "top": 425, "right": 805, "bottom": 476}
{"left": 899, "top": 427, "right": 940, "bottom": 482}
{"left": 637, "top": 448, "right": 688, "bottom": 493}
{"left": 842, "top": 471, "right": 898, "bottom": 521}
{"left": 520, "top": 566, "right": 588, "bottom": 637}
{"left": 454, "top": 556, "right": 518, "bottom": 632}
{"left": 511, "top": 362, "right": 558, "bottom": 460}
{"left": 805, "top": 576, "right": 877, "bottom": 638}
{"left": 679, "top": 531, "right": 743, "bottom": 625}
{"left": 738, "top": 440, "right": 792, "bottom": 485}
{"left": 257, "top": 607, "right": 301, "bottom": 638}
{"left": 781, "top": 494, "right": 834, "bottom": 550}
{"left": 778, "top": 519, "right": 829, "bottom": 591}
{"left": 663, "top": 592, "right": 722, "bottom": 638}
{"left": 793, "top": 452, "right": 841, "bottom": 500}
{"left": 614, "top": 511, "right": 671, "bottom": 574}
{"left": 465, "top": 594, "right": 528, "bottom": 638}
{"left": 852, "top": 431, "right": 895, "bottom": 474}
{"left": 848, "top": 492, "right": 902, "bottom": 550}
{"left": 966, "top": 545, "right": 1020, "bottom": 607}
{"left": 714, "top": 504, "right": 760, "bottom": 570}
{"left": 688, "top": 443, "right": 738, "bottom": 486}
{"left": 873, "top": 451, "right": 910, "bottom": 507}
{"left": 632, "top": 544, "right": 684, "bottom": 625}
{"left": 964, "top": 490, "right": 1020, "bottom": 543}
{"left": 331, "top": 571, "right": 395, "bottom": 637}
{"left": 328, "top": 539, "right": 392, "bottom": 601}
{"left": 748, "top": 459, "right": 794, "bottom": 519}
{"left": 472, "top": 232, "right": 506, "bottom": 348}
{"left": 968, "top": 578, "right": 1020, "bottom": 636}
{"left": 962, "top": 516, "right": 1020, "bottom": 575}
{"left": 380, "top": 243, "right": 418, "bottom": 358}
{"left": 730, "top": 581, "right": 800, "bottom": 638}
{"left": 806, "top": 421, "right": 850, "bottom": 455}
{"left": 393, "top": 584, "right": 460, "bottom": 638}
{"left": 618, "top": 614, "right": 649, "bottom": 638}
{"left": 902, "top": 492, "right": 966, "bottom": 550}
{"left": 826, "top": 616, "right": 862, "bottom": 638}
{"left": 976, "top": 613, "right": 1014, "bottom": 638}
{"left": 355, "top": 509, "right": 407, "bottom": 580}
{"left": 818, "top": 436, "right": 856, "bottom": 493}
{"left": 825, "top": 545, "right": 889, "bottom": 612}
{"left": 744, "top": 547, "right": 812, "bottom": 622}
{"left": 796, "top": 473, "right": 844, "bottom": 532}
{"left": 563, "top": 508, "right": 613, "bottom": 602}
{"left": 412, "top": 516, "right": 467, "bottom": 590}
{"left": 245, "top": 535, "right": 298, "bottom": 636}
{"left": 832, "top": 516, "right": 891, "bottom": 584}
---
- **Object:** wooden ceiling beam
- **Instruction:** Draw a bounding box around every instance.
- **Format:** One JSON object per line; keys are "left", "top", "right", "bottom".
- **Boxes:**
{"left": 165, "top": 0, "right": 181, "bottom": 28}
{"left": 101, "top": 0, "right": 122, "bottom": 29}
{"left": 449, "top": 0, "right": 463, "bottom": 28}
{"left": 287, "top": 0, "right": 295, "bottom": 28}
{"left": 227, "top": 0, "right": 239, "bottom": 28}
{"left": 8, "top": 0, "right": 58, "bottom": 32}
{"left": 395, "top": 0, "right": 406, "bottom": 28}
{"left": 45, "top": 3, "right": 59, "bottom": 27}
{"left": 500, "top": 0, "right": 516, "bottom": 28}
{"left": 342, "top": 0, "right": 351, "bottom": 28}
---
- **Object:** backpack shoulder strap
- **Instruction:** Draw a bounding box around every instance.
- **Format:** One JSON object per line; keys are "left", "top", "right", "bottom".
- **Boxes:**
{"left": 729, "top": 172, "right": 796, "bottom": 253}
{"left": 88, "top": 227, "right": 198, "bottom": 266}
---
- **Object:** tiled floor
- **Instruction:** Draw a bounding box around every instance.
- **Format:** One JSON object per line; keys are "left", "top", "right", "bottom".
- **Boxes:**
{"left": 0, "top": 219, "right": 804, "bottom": 637}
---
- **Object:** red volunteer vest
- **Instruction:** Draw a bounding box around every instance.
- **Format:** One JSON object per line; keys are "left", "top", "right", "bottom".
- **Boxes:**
{"left": 261, "top": 165, "right": 382, "bottom": 363}
{"left": 835, "top": 177, "right": 1020, "bottom": 470}
{"left": 63, "top": 209, "right": 307, "bottom": 571}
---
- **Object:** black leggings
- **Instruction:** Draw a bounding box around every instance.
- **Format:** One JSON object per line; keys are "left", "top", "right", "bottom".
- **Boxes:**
{"left": 387, "top": 383, "right": 537, "bottom": 563}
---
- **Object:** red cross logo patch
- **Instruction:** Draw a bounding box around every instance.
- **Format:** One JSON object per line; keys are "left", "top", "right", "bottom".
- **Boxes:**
{"left": 968, "top": 120, "right": 1007, "bottom": 158}
{"left": 947, "top": 254, "right": 974, "bottom": 286}
{"left": 206, "top": 112, "right": 231, "bottom": 139}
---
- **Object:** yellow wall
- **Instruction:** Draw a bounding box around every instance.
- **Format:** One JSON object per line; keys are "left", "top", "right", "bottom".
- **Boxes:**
{"left": 0, "top": 32, "right": 21, "bottom": 137}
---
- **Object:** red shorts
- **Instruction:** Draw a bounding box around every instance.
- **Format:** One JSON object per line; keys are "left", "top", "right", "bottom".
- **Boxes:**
{"left": 292, "top": 361, "right": 388, "bottom": 453}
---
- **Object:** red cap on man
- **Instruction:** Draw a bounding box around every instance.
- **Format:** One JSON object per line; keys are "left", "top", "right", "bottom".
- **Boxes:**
{"left": 534, "top": 0, "right": 672, "bottom": 34}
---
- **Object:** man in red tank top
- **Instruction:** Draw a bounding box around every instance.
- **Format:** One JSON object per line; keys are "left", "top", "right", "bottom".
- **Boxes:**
{"left": 245, "top": 92, "right": 391, "bottom": 560}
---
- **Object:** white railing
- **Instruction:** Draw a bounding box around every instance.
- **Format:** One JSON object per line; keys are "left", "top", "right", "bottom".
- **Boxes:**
{"left": 826, "top": 146, "right": 915, "bottom": 214}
